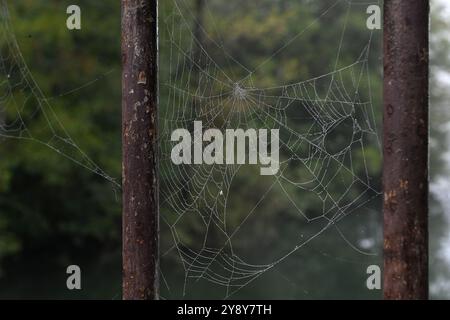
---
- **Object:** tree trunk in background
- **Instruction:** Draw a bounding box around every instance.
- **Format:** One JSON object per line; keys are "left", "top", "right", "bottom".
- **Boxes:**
{"left": 383, "top": 0, "right": 429, "bottom": 300}
{"left": 181, "top": 0, "right": 206, "bottom": 201}
{"left": 122, "top": 0, "right": 159, "bottom": 300}
{"left": 193, "top": 0, "right": 206, "bottom": 72}
{"left": 191, "top": 0, "right": 205, "bottom": 117}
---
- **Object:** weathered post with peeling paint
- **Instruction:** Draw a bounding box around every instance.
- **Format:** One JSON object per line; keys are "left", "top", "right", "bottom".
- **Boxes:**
{"left": 383, "top": 0, "right": 429, "bottom": 300}
{"left": 122, "top": 0, "right": 159, "bottom": 300}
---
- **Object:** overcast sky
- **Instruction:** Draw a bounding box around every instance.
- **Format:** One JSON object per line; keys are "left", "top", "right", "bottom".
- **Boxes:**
{"left": 435, "top": 0, "right": 450, "bottom": 16}
{"left": 430, "top": 0, "right": 450, "bottom": 298}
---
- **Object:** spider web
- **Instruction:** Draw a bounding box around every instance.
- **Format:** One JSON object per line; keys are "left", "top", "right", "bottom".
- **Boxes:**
{"left": 0, "top": 0, "right": 119, "bottom": 188}
{"left": 159, "top": 0, "right": 382, "bottom": 299}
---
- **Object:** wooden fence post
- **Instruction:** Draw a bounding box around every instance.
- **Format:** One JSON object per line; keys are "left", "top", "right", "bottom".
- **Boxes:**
{"left": 122, "top": 0, "right": 159, "bottom": 300}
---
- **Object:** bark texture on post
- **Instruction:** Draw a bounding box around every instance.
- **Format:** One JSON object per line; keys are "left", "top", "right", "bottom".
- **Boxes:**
{"left": 122, "top": 0, "right": 159, "bottom": 300}
{"left": 383, "top": 0, "right": 429, "bottom": 300}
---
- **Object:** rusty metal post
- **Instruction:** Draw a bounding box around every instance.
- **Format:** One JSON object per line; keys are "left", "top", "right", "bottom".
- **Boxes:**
{"left": 122, "top": 0, "right": 159, "bottom": 300}
{"left": 383, "top": 0, "right": 429, "bottom": 299}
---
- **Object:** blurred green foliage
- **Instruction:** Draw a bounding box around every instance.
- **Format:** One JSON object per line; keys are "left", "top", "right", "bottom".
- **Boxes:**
{"left": 0, "top": 0, "right": 122, "bottom": 298}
